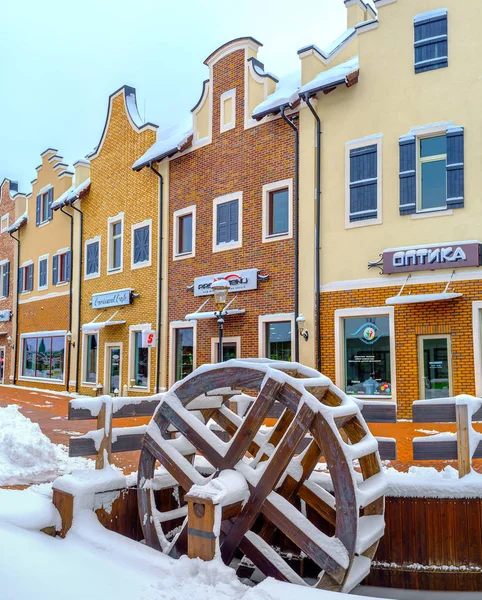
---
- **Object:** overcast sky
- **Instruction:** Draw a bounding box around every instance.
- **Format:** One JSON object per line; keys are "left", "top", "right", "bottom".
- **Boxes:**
{"left": 0, "top": 0, "right": 361, "bottom": 190}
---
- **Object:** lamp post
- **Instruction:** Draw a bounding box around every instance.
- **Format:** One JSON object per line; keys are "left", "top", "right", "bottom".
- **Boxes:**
{"left": 212, "top": 278, "right": 230, "bottom": 363}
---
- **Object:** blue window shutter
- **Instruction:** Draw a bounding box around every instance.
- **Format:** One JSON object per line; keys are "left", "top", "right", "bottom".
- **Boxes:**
{"left": 48, "top": 187, "right": 54, "bottom": 221}
{"left": 39, "top": 259, "right": 45, "bottom": 287}
{"left": 446, "top": 127, "right": 464, "bottom": 209}
{"left": 36, "top": 195, "right": 41, "bottom": 226}
{"left": 134, "top": 226, "right": 150, "bottom": 263}
{"left": 52, "top": 255, "right": 58, "bottom": 285}
{"left": 3, "top": 261, "right": 9, "bottom": 297}
{"left": 399, "top": 136, "right": 416, "bottom": 215}
{"left": 217, "top": 203, "right": 230, "bottom": 245}
{"left": 18, "top": 268, "right": 23, "bottom": 294}
{"left": 27, "top": 264, "right": 33, "bottom": 291}
{"left": 228, "top": 200, "right": 239, "bottom": 242}
{"left": 414, "top": 12, "right": 448, "bottom": 74}
{"left": 65, "top": 251, "right": 72, "bottom": 282}
{"left": 87, "top": 242, "right": 99, "bottom": 275}
{"left": 349, "top": 144, "right": 378, "bottom": 222}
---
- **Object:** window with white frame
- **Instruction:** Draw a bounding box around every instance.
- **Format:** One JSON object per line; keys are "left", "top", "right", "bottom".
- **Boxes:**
{"left": 132, "top": 220, "right": 151, "bottom": 269}
{"left": 170, "top": 321, "right": 196, "bottom": 385}
{"left": 262, "top": 179, "right": 292, "bottom": 242}
{"left": 211, "top": 336, "right": 240, "bottom": 363}
{"left": 85, "top": 238, "right": 100, "bottom": 279}
{"left": 0, "top": 261, "right": 9, "bottom": 298}
{"left": 414, "top": 9, "right": 448, "bottom": 74}
{"left": 18, "top": 262, "right": 33, "bottom": 293}
{"left": 1, "top": 215, "right": 9, "bottom": 232}
{"left": 213, "top": 192, "right": 242, "bottom": 252}
{"left": 108, "top": 214, "right": 124, "bottom": 272}
{"left": 173, "top": 206, "right": 195, "bottom": 259}
{"left": 21, "top": 333, "right": 65, "bottom": 381}
{"left": 418, "top": 135, "right": 447, "bottom": 211}
{"left": 129, "top": 326, "right": 149, "bottom": 388}
{"left": 38, "top": 256, "right": 48, "bottom": 290}
{"left": 220, "top": 88, "right": 236, "bottom": 133}
{"left": 346, "top": 136, "right": 382, "bottom": 227}
{"left": 36, "top": 188, "right": 53, "bottom": 226}
{"left": 258, "top": 314, "right": 294, "bottom": 362}
{"left": 83, "top": 333, "right": 98, "bottom": 384}
{"left": 53, "top": 251, "right": 71, "bottom": 285}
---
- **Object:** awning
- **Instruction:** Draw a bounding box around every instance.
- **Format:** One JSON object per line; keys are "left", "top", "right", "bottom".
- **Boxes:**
{"left": 386, "top": 292, "right": 462, "bottom": 305}
{"left": 82, "top": 310, "right": 126, "bottom": 331}
{"left": 185, "top": 309, "right": 245, "bottom": 321}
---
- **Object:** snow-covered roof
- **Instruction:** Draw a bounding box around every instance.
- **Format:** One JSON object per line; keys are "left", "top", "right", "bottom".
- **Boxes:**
{"left": 252, "top": 71, "right": 301, "bottom": 120}
{"left": 0, "top": 179, "right": 25, "bottom": 199}
{"left": 299, "top": 55, "right": 359, "bottom": 97}
{"left": 51, "top": 178, "right": 91, "bottom": 210}
{"left": 385, "top": 292, "right": 462, "bottom": 305}
{"left": 132, "top": 123, "right": 193, "bottom": 171}
{"left": 298, "top": 28, "right": 356, "bottom": 60}
{"left": 414, "top": 8, "right": 447, "bottom": 24}
{"left": 6, "top": 212, "right": 28, "bottom": 233}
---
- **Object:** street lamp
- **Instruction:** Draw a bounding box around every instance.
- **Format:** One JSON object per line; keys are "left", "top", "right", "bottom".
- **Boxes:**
{"left": 212, "top": 278, "right": 230, "bottom": 363}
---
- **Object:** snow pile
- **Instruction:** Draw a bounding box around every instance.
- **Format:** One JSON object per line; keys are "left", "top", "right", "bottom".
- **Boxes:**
{"left": 0, "top": 405, "right": 93, "bottom": 486}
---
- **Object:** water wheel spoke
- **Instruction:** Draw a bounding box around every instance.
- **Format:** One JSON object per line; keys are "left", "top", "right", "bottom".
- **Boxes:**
{"left": 211, "top": 408, "right": 261, "bottom": 457}
{"left": 143, "top": 432, "right": 198, "bottom": 492}
{"left": 298, "top": 480, "right": 337, "bottom": 527}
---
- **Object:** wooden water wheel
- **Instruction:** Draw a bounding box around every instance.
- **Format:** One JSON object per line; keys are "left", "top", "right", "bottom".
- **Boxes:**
{"left": 137, "top": 360, "right": 385, "bottom": 592}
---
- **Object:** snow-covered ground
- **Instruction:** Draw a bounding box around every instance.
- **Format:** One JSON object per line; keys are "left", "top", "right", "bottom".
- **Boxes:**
{"left": 0, "top": 404, "right": 93, "bottom": 486}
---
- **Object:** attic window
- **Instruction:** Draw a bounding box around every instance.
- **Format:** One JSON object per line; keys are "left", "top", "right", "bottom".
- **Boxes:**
{"left": 414, "top": 9, "right": 448, "bottom": 74}
{"left": 220, "top": 89, "right": 236, "bottom": 133}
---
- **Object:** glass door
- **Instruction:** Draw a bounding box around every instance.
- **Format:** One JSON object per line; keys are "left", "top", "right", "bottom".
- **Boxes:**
{"left": 213, "top": 341, "right": 238, "bottom": 363}
{"left": 107, "top": 346, "right": 121, "bottom": 394}
{"left": 0, "top": 347, "right": 5, "bottom": 384}
{"left": 418, "top": 335, "right": 452, "bottom": 399}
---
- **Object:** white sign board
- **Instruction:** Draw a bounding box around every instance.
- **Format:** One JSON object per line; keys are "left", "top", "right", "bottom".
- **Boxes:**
{"left": 142, "top": 330, "right": 156, "bottom": 348}
{"left": 193, "top": 268, "right": 258, "bottom": 297}
{"left": 0, "top": 310, "right": 11, "bottom": 322}
{"left": 92, "top": 289, "right": 132, "bottom": 309}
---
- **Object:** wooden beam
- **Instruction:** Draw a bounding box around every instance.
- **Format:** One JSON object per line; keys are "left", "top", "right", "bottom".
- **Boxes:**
{"left": 95, "top": 402, "right": 112, "bottom": 469}
{"left": 456, "top": 403, "right": 471, "bottom": 478}
{"left": 52, "top": 489, "right": 73, "bottom": 538}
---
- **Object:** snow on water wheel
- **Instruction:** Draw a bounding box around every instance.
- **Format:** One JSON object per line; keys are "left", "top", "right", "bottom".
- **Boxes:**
{"left": 137, "top": 360, "right": 386, "bottom": 593}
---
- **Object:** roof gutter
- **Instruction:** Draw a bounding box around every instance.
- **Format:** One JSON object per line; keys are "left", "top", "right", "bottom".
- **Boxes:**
{"left": 8, "top": 230, "right": 20, "bottom": 385}
{"left": 60, "top": 205, "right": 74, "bottom": 392}
{"left": 70, "top": 199, "right": 83, "bottom": 394}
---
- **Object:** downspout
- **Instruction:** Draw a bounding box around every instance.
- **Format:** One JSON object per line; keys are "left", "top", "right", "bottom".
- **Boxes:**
{"left": 60, "top": 205, "right": 74, "bottom": 391}
{"left": 70, "top": 200, "right": 83, "bottom": 394}
{"left": 302, "top": 94, "right": 322, "bottom": 372}
{"left": 280, "top": 106, "right": 300, "bottom": 363}
{"left": 148, "top": 162, "right": 163, "bottom": 394}
{"left": 9, "top": 231, "right": 20, "bottom": 385}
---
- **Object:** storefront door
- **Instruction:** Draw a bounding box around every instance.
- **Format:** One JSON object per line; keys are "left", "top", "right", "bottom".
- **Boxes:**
{"left": 0, "top": 347, "right": 5, "bottom": 384}
{"left": 418, "top": 335, "right": 452, "bottom": 399}
{"left": 106, "top": 345, "right": 121, "bottom": 394}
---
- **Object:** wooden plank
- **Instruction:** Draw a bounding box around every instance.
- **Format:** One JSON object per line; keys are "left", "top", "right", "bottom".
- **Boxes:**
{"left": 210, "top": 408, "right": 260, "bottom": 458}
{"left": 68, "top": 398, "right": 160, "bottom": 420}
{"left": 276, "top": 382, "right": 302, "bottom": 413}
{"left": 52, "top": 489, "right": 73, "bottom": 538}
{"left": 137, "top": 446, "right": 162, "bottom": 551}
{"left": 143, "top": 432, "right": 195, "bottom": 493}
{"left": 96, "top": 402, "right": 112, "bottom": 469}
{"left": 456, "top": 403, "right": 471, "bottom": 477}
{"left": 342, "top": 416, "right": 380, "bottom": 480}
{"left": 70, "top": 432, "right": 146, "bottom": 457}
{"left": 259, "top": 408, "right": 295, "bottom": 462}
{"left": 95, "top": 487, "right": 143, "bottom": 541}
{"left": 187, "top": 500, "right": 216, "bottom": 561}
{"left": 359, "top": 402, "right": 397, "bottom": 423}
{"left": 413, "top": 402, "right": 456, "bottom": 423}
{"left": 413, "top": 439, "right": 458, "bottom": 460}
{"left": 376, "top": 439, "right": 397, "bottom": 461}
{"left": 298, "top": 482, "right": 336, "bottom": 527}
{"left": 266, "top": 402, "right": 285, "bottom": 419}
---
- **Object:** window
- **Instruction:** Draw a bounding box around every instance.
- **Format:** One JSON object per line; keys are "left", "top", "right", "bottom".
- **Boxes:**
{"left": 419, "top": 135, "right": 447, "bottom": 211}
{"left": 175, "top": 328, "right": 194, "bottom": 381}
{"left": 18, "top": 263, "right": 33, "bottom": 293}
{"left": 132, "top": 220, "right": 151, "bottom": 269}
{"left": 108, "top": 214, "right": 124, "bottom": 272}
{"left": 21, "top": 335, "right": 65, "bottom": 381}
{"left": 83, "top": 334, "right": 98, "bottom": 384}
{"left": 53, "top": 251, "right": 71, "bottom": 285}
{"left": 1, "top": 215, "right": 9, "bottom": 232}
{"left": 131, "top": 331, "right": 148, "bottom": 388}
{"left": 262, "top": 180, "right": 293, "bottom": 242}
{"left": 38, "top": 256, "right": 48, "bottom": 290}
{"left": 346, "top": 136, "right": 382, "bottom": 227}
{"left": 220, "top": 88, "right": 236, "bottom": 133}
{"left": 173, "top": 206, "right": 196, "bottom": 259}
{"left": 211, "top": 336, "right": 241, "bottom": 363}
{"left": 414, "top": 9, "right": 448, "bottom": 74}
{"left": 213, "top": 192, "right": 242, "bottom": 252}
{"left": 258, "top": 314, "right": 294, "bottom": 361}
{"left": 0, "top": 261, "right": 9, "bottom": 298}
{"left": 85, "top": 239, "right": 100, "bottom": 279}
{"left": 36, "top": 188, "right": 53, "bottom": 226}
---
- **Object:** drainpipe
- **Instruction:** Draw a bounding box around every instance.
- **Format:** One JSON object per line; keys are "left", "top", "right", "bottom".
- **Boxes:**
{"left": 302, "top": 94, "right": 322, "bottom": 372}
{"left": 9, "top": 231, "right": 20, "bottom": 385}
{"left": 70, "top": 201, "right": 83, "bottom": 394}
{"left": 280, "top": 106, "right": 300, "bottom": 363}
{"left": 60, "top": 205, "right": 74, "bottom": 391}
{"left": 148, "top": 162, "right": 163, "bottom": 394}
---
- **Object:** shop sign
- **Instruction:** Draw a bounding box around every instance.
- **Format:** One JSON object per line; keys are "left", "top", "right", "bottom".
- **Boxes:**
{"left": 142, "top": 330, "right": 156, "bottom": 348}
{"left": 92, "top": 289, "right": 132, "bottom": 309}
{"left": 0, "top": 310, "right": 11, "bottom": 322}
{"left": 193, "top": 268, "right": 258, "bottom": 297}
{"left": 383, "top": 242, "right": 482, "bottom": 274}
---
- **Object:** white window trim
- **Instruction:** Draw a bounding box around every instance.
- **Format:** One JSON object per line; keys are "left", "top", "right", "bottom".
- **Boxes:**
{"left": 220, "top": 88, "right": 236, "bottom": 133}
{"left": 173, "top": 206, "right": 196, "bottom": 260}
{"left": 262, "top": 179, "right": 293, "bottom": 243}
{"left": 212, "top": 192, "right": 243, "bottom": 253}
{"left": 104, "top": 342, "right": 123, "bottom": 394}
{"left": 472, "top": 301, "right": 482, "bottom": 397}
{"left": 20, "top": 260, "right": 33, "bottom": 295}
{"left": 131, "top": 219, "right": 152, "bottom": 270}
{"left": 169, "top": 320, "right": 197, "bottom": 388}
{"left": 1, "top": 214, "right": 9, "bottom": 233}
{"left": 84, "top": 236, "right": 101, "bottom": 280}
{"left": 0, "top": 259, "right": 8, "bottom": 299}
{"left": 210, "top": 335, "right": 241, "bottom": 363}
{"left": 37, "top": 254, "right": 49, "bottom": 291}
{"left": 345, "top": 134, "right": 383, "bottom": 229}
{"left": 38, "top": 188, "right": 52, "bottom": 226}
{"left": 107, "top": 212, "right": 124, "bottom": 275}
{"left": 53, "top": 248, "right": 70, "bottom": 286}
{"left": 334, "top": 306, "right": 396, "bottom": 402}
{"left": 415, "top": 126, "right": 448, "bottom": 214}
{"left": 81, "top": 330, "right": 100, "bottom": 388}
{"left": 128, "top": 323, "right": 151, "bottom": 392}
{"left": 258, "top": 313, "right": 295, "bottom": 360}
{"left": 18, "top": 330, "right": 67, "bottom": 385}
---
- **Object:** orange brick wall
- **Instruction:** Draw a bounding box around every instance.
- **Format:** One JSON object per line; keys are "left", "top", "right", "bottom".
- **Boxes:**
{"left": 320, "top": 278, "right": 481, "bottom": 418}
{"left": 168, "top": 48, "right": 295, "bottom": 373}
{"left": 0, "top": 181, "right": 16, "bottom": 383}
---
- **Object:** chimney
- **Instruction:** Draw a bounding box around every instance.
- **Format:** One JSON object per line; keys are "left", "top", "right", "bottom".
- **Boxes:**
{"left": 73, "top": 159, "right": 90, "bottom": 186}
{"left": 344, "top": 0, "right": 369, "bottom": 29}
{"left": 9, "top": 180, "right": 18, "bottom": 193}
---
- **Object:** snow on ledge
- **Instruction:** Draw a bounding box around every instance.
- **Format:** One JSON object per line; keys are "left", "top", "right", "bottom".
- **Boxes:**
{"left": 414, "top": 8, "right": 447, "bottom": 23}
{"left": 385, "top": 292, "right": 462, "bottom": 305}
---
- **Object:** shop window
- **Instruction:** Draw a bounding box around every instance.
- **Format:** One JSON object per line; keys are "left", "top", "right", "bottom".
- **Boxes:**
{"left": 175, "top": 327, "right": 194, "bottom": 381}
{"left": 173, "top": 207, "right": 196, "bottom": 259}
{"left": 1, "top": 214, "right": 9, "bottom": 232}
{"left": 36, "top": 188, "right": 53, "bottom": 226}
{"left": 38, "top": 256, "right": 48, "bottom": 290}
{"left": 262, "top": 180, "right": 293, "bottom": 242}
{"left": 85, "top": 239, "right": 100, "bottom": 279}
{"left": 83, "top": 333, "right": 98, "bottom": 384}
{"left": 18, "top": 263, "right": 33, "bottom": 293}
{"left": 343, "top": 316, "right": 392, "bottom": 397}
{"left": 53, "top": 251, "right": 71, "bottom": 284}
{"left": 108, "top": 214, "right": 124, "bottom": 272}
{"left": 213, "top": 193, "right": 242, "bottom": 252}
{"left": 0, "top": 261, "right": 9, "bottom": 298}
{"left": 220, "top": 88, "right": 236, "bottom": 133}
{"left": 131, "top": 331, "right": 148, "bottom": 388}
{"left": 265, "top": 321, "right": 292, "bottom": 361}
{"left": 132, "top": 221, "right": 151, "bottom": 268}
{"left": 414, "top": 10, "right": 448, "bottom": 74}
{"left": 21, "top": 335, "right": 65, "bottom": 381}
{"left": 211, "top": 336, "right": 240, "bottom": 363}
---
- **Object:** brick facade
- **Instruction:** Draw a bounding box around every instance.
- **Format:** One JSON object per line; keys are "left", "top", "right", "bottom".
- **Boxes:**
{"left": 320, "top": 278, "right": 482, "bottom": 419}
{"left": 167, "top": 47, "right": 296, "bottom": 380}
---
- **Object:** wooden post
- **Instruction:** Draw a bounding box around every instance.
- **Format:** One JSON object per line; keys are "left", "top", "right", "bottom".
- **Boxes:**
{"left": 456, "top": 402, "right": 471, "bottom": 478}
{"left": 96, "top": 397, "right": 113, "bottom": 470}
{"left": 52, "top": 489, "right": 74, "bottom": 537}
{"left": 185, "top": 494, "right": 216, "bottom": 561}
